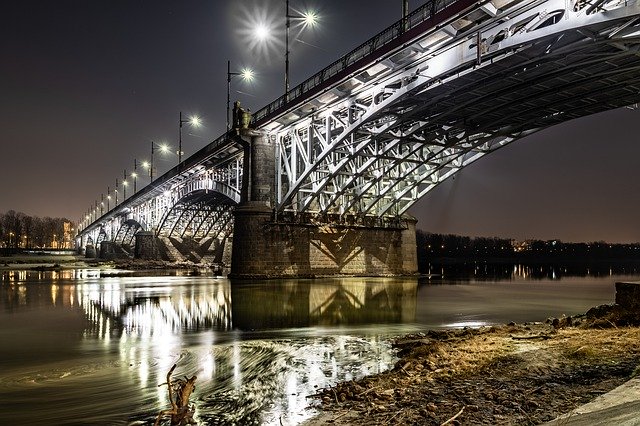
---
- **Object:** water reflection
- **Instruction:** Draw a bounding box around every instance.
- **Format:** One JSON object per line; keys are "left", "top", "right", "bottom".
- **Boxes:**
{"left": 231, "top": 278, "right": 417, "bottom": 330}
{"left": 1, "top": 266, "right": 639, "bottom": 425}
{"left": 425, "top": 261, "right": 640, "bottom": 281}
{"left": 0, "top": 273, "right": 415, "bottom": 425}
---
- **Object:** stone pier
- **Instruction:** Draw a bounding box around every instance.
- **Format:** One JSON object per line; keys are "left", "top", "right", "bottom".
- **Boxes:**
{"left": 135, "top": 231, "right": 160, "bottom": 260}
{"left": 229, "top": 129, "right": 418, "bottom": 279}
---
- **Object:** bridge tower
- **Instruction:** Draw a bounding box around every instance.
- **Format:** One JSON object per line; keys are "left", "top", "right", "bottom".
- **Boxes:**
{"left": 230, "top": 127, "right": 418, "bottom": 279}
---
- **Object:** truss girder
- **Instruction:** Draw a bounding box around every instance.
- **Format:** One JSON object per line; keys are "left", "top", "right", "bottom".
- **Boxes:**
{"left": 79, "top": 142, "right": 243, "bottom": 241}
{"left": 157, "top": 190, "right": 236, "bottom": 240}
{"left": 114, "top": 219, "right": 144, "bottom": 246}
{"left": 271, "top": 0, "right": 640, "bottom": 218}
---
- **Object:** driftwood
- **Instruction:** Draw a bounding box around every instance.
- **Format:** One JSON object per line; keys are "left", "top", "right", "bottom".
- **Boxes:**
{"left": 440, "top": 406, "right": 465, "bottom": 426}
{"left": 510, "top": 334, "right": 551, "bottom": 340}
{"left": 154, "top": 364, "right": 198, "bottom": 426}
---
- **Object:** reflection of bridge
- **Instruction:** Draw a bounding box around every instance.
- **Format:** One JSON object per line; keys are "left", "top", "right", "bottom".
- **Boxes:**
{"left": 77, "top": 0, "right": 640, "bottom": 278}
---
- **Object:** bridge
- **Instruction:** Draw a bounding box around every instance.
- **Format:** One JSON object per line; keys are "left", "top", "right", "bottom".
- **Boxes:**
{"left": 77, "top": 0, "right": 640, "bottom": 278}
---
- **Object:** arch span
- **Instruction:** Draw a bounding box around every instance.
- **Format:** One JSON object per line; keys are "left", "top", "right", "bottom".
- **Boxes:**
{"left": 114, "top": 219, "right": 145, "bottom": 247}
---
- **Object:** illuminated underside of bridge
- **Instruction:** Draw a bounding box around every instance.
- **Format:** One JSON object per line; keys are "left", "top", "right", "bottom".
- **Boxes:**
{"left": 77, "top": 0, "right": 640, "bottom": 278}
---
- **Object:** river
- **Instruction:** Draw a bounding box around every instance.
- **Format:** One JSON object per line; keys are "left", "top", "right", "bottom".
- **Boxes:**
{"left": 0, "top": 264, "right": 638, "bottom": 425}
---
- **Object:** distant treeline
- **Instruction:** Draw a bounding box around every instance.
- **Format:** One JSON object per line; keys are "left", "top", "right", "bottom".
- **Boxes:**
{"left": 416, "top": 230, "right": 640, "bottom": 270}
{"left": 0, "top": 210, "right": 74, "bottom": 249}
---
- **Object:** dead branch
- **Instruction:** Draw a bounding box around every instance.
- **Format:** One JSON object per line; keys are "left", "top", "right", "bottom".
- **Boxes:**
{"left": 510, "top": 334, "right": 551, "bottom": 340}
{"left": 154, "top": 363, "right": 198, "bottom": 426}
{"left": 440, "top": 406, "right": 465, "bottom": 426}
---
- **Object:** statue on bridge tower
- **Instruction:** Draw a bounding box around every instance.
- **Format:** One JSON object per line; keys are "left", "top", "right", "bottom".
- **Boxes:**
{"left": 232, "top": 101, "right": 251, "bottom": 133}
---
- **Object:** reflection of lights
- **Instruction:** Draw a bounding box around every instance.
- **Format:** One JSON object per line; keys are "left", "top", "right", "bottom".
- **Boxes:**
{"left": 445, "top": 320, "right": 488, "bottom": 328}
{"left": 51, "top": 284, "right": 58, "bottom": 305}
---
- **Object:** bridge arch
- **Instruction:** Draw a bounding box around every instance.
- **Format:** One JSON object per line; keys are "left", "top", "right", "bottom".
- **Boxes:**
{"left": 157, "top": 189, "right": 236, "bottom": 240}
{"left": 114, "top": 219, "right": 145, "bottom": 247}
{"left": 272, "top": 2, "right": 640, "bottom": 219}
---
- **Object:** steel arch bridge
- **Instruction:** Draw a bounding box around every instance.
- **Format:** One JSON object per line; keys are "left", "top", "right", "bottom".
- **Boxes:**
{"left": 77, "top": 0, "right": 640, "bottom": 275}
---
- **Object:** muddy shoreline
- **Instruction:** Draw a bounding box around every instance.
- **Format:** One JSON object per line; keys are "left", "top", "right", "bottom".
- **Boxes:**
{"left": 304, "top": 306, "right": 640, "bottom": 425}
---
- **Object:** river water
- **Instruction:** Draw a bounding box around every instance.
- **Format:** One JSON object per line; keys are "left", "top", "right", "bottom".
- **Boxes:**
{"left": 1, "top": 264, "right": 638, "bottom": 425}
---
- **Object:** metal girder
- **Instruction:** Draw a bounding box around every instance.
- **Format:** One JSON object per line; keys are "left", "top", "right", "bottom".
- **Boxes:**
{"left": 157, "top": 190, "right": 236, "bottom": 240}
{"left": 78, "top": 0, "right": 640, "bottom": 241}
{"left": 114, "top": 219, "right": 144, "bottom": 246}
{"left": 270, "top": 0, "right": 640, "bottom": 219}
{"left": 78, "top": 139, "right": 242, "bottom": 242}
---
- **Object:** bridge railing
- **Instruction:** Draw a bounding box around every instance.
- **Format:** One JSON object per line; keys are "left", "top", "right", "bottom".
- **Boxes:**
{"left": 251, "top": 0, "right": 459, "bottom": 125}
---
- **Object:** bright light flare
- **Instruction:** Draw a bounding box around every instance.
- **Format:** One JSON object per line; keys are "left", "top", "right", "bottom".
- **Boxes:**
{"left": 189, "top": 115, "right": 201, "bottom": 127}
{"left": 131, "top": 172, "right": 138, "bottom": 178}
{"left": 142, "top": 161, "right": 150, "bottom": 169}
{"left": 235, "top": 3, "right": 282, "bottom": 63}
{"left": 302, "top": 10, "right": 319, "bottom": 27}
{"left": 240, "top": 68, "right": 255, "bottom": 82}
{"left": 159, "top": 144, "right": 170, "bottom": 154}
{"left": 254, "top": 24, "right": 270, "bottom": 41}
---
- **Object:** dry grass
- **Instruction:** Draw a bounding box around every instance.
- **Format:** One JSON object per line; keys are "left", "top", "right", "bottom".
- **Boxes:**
{"left": 309, "top": 322, "right": 640, "bottom": 425}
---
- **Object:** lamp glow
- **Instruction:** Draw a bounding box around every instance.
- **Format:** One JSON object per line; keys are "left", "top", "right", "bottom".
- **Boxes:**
{"left": 302, "top": 10, "right": 319, "bottom": 27}
{"left": 240, "top": 68, "right": 255, "bottom": 81}
{"left": 255, "top": 24, "right": 270, "bottom": 41}
{"left": 189, "top": 116, "right": 201, "bottom": 127}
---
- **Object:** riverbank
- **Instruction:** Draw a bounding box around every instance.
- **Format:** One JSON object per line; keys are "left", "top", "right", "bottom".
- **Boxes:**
{"left": 305, "top": 304, "right": 640, "bottom": 425}
{"left": 0, "top": 255, "right": 213, "bottom": 272}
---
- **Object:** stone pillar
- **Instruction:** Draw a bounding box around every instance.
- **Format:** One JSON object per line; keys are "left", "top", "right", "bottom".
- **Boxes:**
{"left": 400, "top": 216, "right": 418, "bottom": 274}
{"left": 99, "top": 241, "right": 115, "bottom": 259}
{"left": 135, "top": 231, "right": 159, "bottom": 260}
{"left": 85, "top": 244, "right": 97, "bottom": 258}
{"left": 228, "top": 129, "right": 419, "bottom": 279}
{"left": 230, "top": 130, "right": 276, "bottom": 278}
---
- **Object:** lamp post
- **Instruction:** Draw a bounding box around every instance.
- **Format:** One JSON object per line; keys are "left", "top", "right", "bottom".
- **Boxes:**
{"left": 227, "top": 60, "right": 255, "bottom": 131}
{"left": 178, "top": 112, "right": 201, "bottom": 164}
{"left": 115, "top": 178, "right": 119, "bottom": 205}
{"left": 144, "top": 142, "right": 171, "bottom": 183}
{"left": 284, "top": 0, "right": 318, "bottom": 100}
{"left": 132, "top": 159, "right": 138, "bottom": 193}
{"left": 123, "top": 169, "right": 128, "bottom": 200}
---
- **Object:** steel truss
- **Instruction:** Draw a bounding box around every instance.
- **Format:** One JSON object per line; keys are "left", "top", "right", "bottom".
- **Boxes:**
{"left": 114, "top": 219, "right": 144, "bottom": 247}
{"left": 78, "top": 0, "right": 640, "bottom": 244}
{"left": 270, "top": 0, "right": 640, "bottom": 219}
{"left": 157, "top": 190, "right": 236, "bottom": 240}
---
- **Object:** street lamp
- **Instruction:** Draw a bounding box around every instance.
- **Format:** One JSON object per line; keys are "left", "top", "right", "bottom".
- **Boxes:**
{"left": 123, "top": 170, "right": 129, "bottom": 200}
{"left": 227, "top": 60, "right": 255, "bottom": 131}
{"left": 285, "top": 1, "right": 318, "bottom": 99}
{"left": 115, "top": 179, "right": 119, "bottom": 205}
{"left": 144, "top": 141, "right": 172, "bottom": 183}
{"left": 178, "top": 112, "right": 201, "bottom": 164}
{"left": 132, "top": 159, "right": 138, "bottom": 193}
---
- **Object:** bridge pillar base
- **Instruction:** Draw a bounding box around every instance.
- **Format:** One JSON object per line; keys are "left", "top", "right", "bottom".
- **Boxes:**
{"left": 85, "top": 244, "right": 97, "bottom": 258}
{"left": 229, "top": 211, "right": 418, "bottom": 279}
{"left": 135, "top": 231, "right": 160, "bottom": 260}
{"left": 99, "top": 241, "right": 130, "bottom": 260}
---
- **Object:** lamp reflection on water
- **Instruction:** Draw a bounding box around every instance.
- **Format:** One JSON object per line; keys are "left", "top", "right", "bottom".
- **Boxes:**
{"left": 0, "top": 274, "right": 417, "bottom": 424}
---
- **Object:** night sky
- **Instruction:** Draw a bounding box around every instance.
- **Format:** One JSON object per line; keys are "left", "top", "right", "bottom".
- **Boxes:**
{"left": 2, "top": 1, "right": 639, "bottom": 243}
